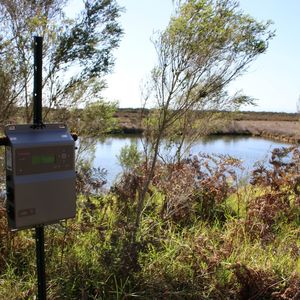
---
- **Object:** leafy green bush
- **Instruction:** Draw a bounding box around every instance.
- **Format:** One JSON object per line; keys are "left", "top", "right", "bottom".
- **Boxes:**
{"left": 117, "top": 142, "right": 142, "bottom": 172}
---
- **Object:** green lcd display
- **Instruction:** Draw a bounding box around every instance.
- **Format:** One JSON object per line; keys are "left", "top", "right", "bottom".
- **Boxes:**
{"left": 32, "top": 155, "right": 55, "bottom": 165}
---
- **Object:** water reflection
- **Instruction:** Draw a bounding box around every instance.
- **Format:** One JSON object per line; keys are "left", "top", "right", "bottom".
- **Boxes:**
{"left": 84, "top": 135, "right": 290, "bottom": 186}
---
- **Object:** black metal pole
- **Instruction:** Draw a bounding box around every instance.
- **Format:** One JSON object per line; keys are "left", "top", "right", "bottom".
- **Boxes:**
{"left": 35, "top": 226, "right": 46, "bottom": 300}
{"left": 33, "top": 36, "right": 46, "bottom": 300}
{"left": 33, "top": 36, "right": 43, "bottom": 126}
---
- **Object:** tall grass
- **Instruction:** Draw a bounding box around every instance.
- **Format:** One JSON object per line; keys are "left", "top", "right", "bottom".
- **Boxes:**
{"left": 0, "top": 147, "right": 299, "bottom": 299}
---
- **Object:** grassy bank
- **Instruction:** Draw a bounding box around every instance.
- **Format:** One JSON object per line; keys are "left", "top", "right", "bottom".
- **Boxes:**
{"left": 212, "top": 120, "right": 300, "bottom": 143}
{"left": 0, "top": 147, "right": 299, "bottom": 299}
{"left": 113, "top": 109, "right": 300, "bottom": 143}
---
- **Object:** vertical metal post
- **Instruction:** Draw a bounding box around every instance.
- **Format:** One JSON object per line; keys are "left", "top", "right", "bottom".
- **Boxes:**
{"left": 33, "top": 36, "right": 43, "bottom": 126}
{"left": 35, "top": 226, "right": 46, "bottom": 300}
{"left": 33, "top": 36, "right": 46, "bottom": 300}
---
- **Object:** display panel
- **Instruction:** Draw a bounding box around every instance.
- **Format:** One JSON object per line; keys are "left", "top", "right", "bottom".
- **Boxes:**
{"left": 15, "top": 145, "right": 74, "bottom": 175}
{"left": 32, "top": 155, "right": 55, "bottom": 165}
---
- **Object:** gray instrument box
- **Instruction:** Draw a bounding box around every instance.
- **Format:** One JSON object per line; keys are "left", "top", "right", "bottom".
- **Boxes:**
{"left": 5, "top": 124, "right": 76, "bottom": 230}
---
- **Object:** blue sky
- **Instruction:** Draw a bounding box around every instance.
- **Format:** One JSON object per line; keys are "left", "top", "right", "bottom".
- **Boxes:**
{"left": 86, "top": 0, "right": 300, "bottom": 113}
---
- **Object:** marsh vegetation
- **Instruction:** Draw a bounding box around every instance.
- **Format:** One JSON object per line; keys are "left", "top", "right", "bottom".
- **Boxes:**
{"left": 0, "top": 0, "right": 299, "bottom": 299}
{"left": 0, "top": 146, "right": 299, "bottom": 299}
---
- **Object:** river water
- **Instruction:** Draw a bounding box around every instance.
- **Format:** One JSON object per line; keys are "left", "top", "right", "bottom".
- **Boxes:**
{"left": 84, "top": 135, "right": 290, "bottom": 186}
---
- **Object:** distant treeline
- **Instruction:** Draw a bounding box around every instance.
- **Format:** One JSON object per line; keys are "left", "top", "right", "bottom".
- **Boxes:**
{"left": 1, "top": 107, "right": 298, "bottom": 137}
{"left": 115, "top": 108, "right": 299, "bottom": 121}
